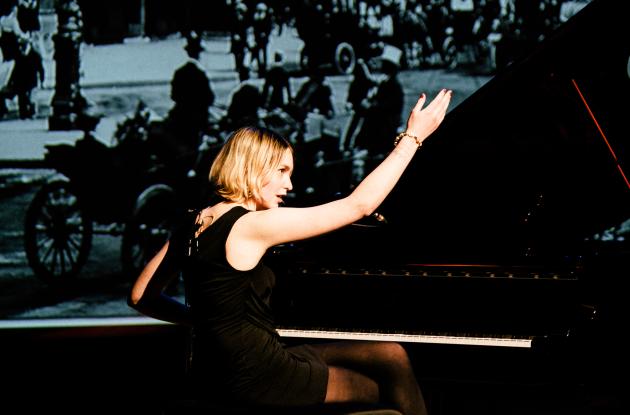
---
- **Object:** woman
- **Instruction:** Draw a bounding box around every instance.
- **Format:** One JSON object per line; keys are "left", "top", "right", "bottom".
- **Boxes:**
{"left": 129, "top": 89, "right": 452, "bottom": 415}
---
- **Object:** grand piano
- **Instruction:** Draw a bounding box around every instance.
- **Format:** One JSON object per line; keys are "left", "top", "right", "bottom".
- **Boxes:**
{"left": 2, "top": 0, "right": 629, "bottom": 411}
{"left": 268, "top": 0, "right": 630, "bottom": 399}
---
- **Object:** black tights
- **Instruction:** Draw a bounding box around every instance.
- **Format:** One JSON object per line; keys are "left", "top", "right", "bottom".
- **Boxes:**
{"left": 310, "top": 341, "right": 427, "bottom": 415}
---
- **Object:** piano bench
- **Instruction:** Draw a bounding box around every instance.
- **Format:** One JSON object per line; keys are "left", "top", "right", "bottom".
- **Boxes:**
{"left": 162, "top": 400, "right": 403, "bottom": 415}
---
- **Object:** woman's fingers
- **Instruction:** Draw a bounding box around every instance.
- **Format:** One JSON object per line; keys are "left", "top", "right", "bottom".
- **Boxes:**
{"left": 406, "top": 89, "right": 452, "bottom": 137}
{"left": 414, "top": 89, "right": 449, "bottom": 116}
{"left": 438, "top": 89, "right": 452, "bottom": 113}
{"left": 432, "top": 89, "right": 451, "bottom": 119}
{"left": 412, "top": 93, "right": 427, "bottom": 112}
{"left": 424, "top": 89, "right": 451, "bottom": 117}
{"left": 427, "top": 89, "right": 450, "bottom": 109}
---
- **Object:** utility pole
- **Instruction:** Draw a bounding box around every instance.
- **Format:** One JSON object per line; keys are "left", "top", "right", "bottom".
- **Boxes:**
{"left": 48, "top": 0, "right": 87, "bottom": 130}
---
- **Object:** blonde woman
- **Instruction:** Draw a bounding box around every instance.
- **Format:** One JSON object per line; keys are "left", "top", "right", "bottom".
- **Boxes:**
{"left": 129, "top": 89, "right": 452, "bottom": 415}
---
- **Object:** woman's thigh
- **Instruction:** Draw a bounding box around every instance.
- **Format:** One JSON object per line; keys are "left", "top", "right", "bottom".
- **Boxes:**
{"left": 325, "top": 365, "right": 379, "bottom": 403}
{"left": 310, "top": 340, "right": 411, "bottom": 376}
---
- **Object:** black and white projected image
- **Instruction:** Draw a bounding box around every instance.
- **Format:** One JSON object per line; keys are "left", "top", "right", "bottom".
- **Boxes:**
{"left": 4, "top": 0, "right": 628, "bottom": 323}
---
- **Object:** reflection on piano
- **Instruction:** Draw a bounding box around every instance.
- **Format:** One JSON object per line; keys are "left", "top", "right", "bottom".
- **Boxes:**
{"left": 267, "top": 0, "right": 630, "bottom": 370}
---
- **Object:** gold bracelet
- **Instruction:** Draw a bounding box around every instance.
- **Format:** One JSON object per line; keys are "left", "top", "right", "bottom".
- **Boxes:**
{"left": 394, "top": 132, "right": 422, "bottom": 147}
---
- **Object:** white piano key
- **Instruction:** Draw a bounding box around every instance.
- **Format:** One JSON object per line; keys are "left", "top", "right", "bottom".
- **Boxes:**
{"left": 276, "top": 328, "right": 533, "bottom": 348}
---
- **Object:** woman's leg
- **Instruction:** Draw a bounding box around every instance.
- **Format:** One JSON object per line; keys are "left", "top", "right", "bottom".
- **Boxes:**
{"left": 326, "top": 365, "right": 379, "bottom": 403}
{"left": 311, "top": 341, "right": 427, "bottom": 415}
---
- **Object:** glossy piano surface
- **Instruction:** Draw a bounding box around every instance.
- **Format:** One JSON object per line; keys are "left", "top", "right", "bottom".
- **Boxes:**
{"left": 268, "top": 0, "right": 630, "bottom": 349}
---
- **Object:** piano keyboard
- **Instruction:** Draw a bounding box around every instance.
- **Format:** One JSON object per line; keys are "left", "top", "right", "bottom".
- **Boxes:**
{"left": 0, "top": 318, "right": 534, "bottom": 348}
{"left": 277, "top": 328, "right": 534, "bottom": 348}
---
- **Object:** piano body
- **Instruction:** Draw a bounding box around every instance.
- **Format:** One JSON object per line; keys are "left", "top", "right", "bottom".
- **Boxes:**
{"left": 1, "top": 0, "right": 629, "bottom": 411}
{"left": 267, "top": 0, "right": 630, "bottom": 400}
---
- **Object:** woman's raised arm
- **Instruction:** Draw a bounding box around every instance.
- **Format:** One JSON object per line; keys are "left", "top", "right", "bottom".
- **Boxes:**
{"left": 239, "top": 89, "right": 452, "bottom": 251}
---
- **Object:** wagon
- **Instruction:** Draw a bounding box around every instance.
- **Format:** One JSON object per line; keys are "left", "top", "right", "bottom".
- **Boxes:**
{"left": 23, "top": 106, "right": 209, "bottom": 285}
{"left": 294, "top": 2, "right": 386, "bottom": 75}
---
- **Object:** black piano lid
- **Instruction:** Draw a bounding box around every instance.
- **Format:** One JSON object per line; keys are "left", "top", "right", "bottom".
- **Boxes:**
{"left": 384, "top": 0, "right": 630, "bottom": 266}
{"left": 304, "top": 0, "right": 630, "bottom": 268}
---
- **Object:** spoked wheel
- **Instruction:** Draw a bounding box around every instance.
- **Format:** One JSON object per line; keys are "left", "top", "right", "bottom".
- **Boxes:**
{"left": 121, "top": 184, "right": 177, "bottom": 279}
{"left": 334, "top": 42, "right": 356, "bottom": 75}
{"left": 24, "top": 180, "right": 93, "bottom": 285}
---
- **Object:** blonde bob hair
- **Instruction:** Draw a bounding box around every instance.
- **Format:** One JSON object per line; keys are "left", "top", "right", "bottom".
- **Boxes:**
{"left": 209, "top": 126, "right": 293, "bottom": 204}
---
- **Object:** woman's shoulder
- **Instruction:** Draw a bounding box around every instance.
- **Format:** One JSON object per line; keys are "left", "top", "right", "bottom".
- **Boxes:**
{"left": 197, "top": 204, "right": 249, "bottom": 235}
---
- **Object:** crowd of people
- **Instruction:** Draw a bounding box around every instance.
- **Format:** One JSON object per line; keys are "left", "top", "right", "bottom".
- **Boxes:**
{"left": 155, "top": 0, "right": 592, "bottom": 204}
{"left": 0, "top": 0, "right": 589, "bottom": 122}
{"left": 224, "top": 0, "right": 591, "bottom": 78}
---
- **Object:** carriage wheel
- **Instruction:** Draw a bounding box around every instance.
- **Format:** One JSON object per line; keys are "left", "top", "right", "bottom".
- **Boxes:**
{"left": 24, "top": 180, "right": 93, "bottom": 284}
{"left": 334, "top": 42, "right": 356, "bottom": 75}
{"left": 121, "top": 185, "right": 177, "bottom": 279}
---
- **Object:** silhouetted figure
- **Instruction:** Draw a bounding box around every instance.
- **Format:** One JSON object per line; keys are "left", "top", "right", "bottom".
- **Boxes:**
{"left": 286, "top": 65, "right": 334, "bottom": 125}
{"left": 0, "top": 30, "right": 19, "bottom": 118}
{"left": 284, "top": 65, "right": 336, "bottom": 197}
{"left": 353, "top": 45, "right": 404, "bottom": 158}
{"left": 295, "top": 2, "right": 330, "bottom": 70}
{"left": 399, "top": 1, "right": 430, "bottom": 68}
{"left": 424, "top": 0, "right": 453, "bottom": 66}
{"left": 0, "top": 2, "right": 22, "bottom": 36}
{"left": 251, "top": 2, "right": 272, "bottom": 76}
{"left": 1, "top": 35, "right": 43, "bottom": 119}
{"left": 261, "top": 51, "right": 291, "bottom": 111}
{"left": 222, "top": 82, "right": 264, "bottom": 132}
{"left": 342, "top": 58, "right": 376, "bottom": 151}
{"left": 11, "top": 36, "right": 42, "bottom": 118}
{"left": 167, "top": 31, "right": 215, "bottom": 157}
{"left": 229, "top": 1, "right": 250, "bottom": 82}
{"left": 16, "top": 0, "right": 39, "bottom": 34}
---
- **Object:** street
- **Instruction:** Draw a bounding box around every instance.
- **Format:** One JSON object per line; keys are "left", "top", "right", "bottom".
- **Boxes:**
{"left": 0, "top": 168, "right": 140, "bottom": 319}
{"left": 0, "top": 31, "right": 492, "bottom": 320}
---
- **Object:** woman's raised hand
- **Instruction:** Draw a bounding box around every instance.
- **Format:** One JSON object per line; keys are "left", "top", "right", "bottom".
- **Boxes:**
{"left": 404, "top": 89, "right": 452, "bottom": 146}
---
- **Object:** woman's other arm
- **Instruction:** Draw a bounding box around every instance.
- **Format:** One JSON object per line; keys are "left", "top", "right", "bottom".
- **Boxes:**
{"left": 128, "top": 241, "right": 192, "bottom": 326}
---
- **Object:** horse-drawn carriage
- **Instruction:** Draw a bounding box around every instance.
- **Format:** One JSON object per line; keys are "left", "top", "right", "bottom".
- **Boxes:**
{"left": 23, "top": 104, "right": 222, "bottom": 285}
{"left": 24, "top": 56, "right": 372, "bottom": 283}
{"left": 294, "top": 1, "right": 387, "bottom": 75}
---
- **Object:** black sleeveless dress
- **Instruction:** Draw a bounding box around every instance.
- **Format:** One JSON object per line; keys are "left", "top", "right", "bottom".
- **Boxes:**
{"left": 184, "top": 206, "right": 328, "bottom": 406}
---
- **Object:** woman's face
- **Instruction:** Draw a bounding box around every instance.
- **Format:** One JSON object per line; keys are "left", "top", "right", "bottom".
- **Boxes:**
{"left": 256, "top": 149, "right": 293, "bottom": 210}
